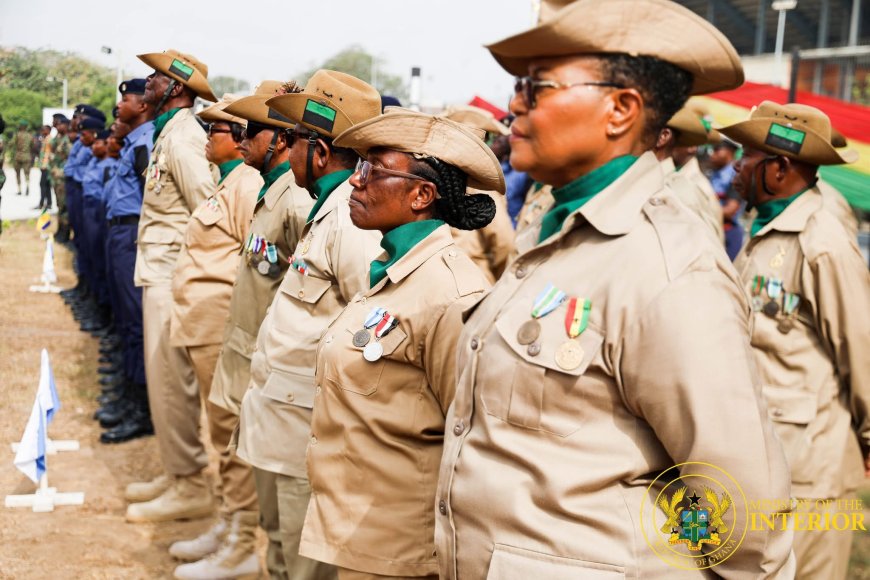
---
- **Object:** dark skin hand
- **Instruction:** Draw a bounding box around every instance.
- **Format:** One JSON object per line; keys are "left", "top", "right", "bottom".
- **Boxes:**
{"left": 347, "top": 147, "right": 438, "bottom": 234}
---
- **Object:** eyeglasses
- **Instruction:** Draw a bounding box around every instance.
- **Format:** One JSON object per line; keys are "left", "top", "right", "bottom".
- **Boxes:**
{"left": 355, "top": 159, "right": 430, "bottom": 188}
{"left": 513, "top": 76, "right": 625, "bottom": 109}
{"left": 208, "top": 123, "right": 233, "bottom": 136}
{"left": 242, "top": 122, "right": 274, "bottom": 141}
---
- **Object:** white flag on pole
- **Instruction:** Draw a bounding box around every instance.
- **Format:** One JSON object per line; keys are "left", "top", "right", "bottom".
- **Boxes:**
{"left": 42, "top": 238, "right": 57, "bottom": 285}
{"left": 13, "top": 349, "right": 61, "bottom": 484}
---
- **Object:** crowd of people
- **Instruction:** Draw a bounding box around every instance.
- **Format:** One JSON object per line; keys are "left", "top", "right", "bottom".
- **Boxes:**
{"left": 4, "top": 0, "right": 869, "bottom": 578}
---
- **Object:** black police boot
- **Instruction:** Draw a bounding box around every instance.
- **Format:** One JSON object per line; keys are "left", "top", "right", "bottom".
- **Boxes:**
{"left": 99, "top": 373, "right": 125, "bottom": 388}
{"left": 100, "top": 385, "right": 153, "bottom": 444}
{"left": 97, "top": 394, "right": 133, "bottom": 428}
{"left": 99, "top": 351, "right": 123, "bottom": 364}
{"left": 98, "top": 362, "right": 123, "bottom": 375}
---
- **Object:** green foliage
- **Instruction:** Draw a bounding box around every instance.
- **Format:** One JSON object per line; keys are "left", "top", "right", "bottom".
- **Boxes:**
{"left": 296, "top": 45, "right": 408, "bottom": 101}
{"left": 0, "top": 88, "right": 51, "bottom": 142}
{"left": 0, "top": 46, "right": 117, "bottom": 121}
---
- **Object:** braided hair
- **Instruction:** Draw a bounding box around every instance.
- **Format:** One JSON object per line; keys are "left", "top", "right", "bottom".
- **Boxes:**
{"left": 410, "top": 156, "right": 496, "bottom": 231}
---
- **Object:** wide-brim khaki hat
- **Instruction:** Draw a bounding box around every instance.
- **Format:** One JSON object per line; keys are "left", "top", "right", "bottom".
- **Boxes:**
{"left": 198, "top": 94, "right": 246, "bottom": 125}
{"left": 137, "top": 49, "right": 218, "bottom": 102}
{"left": 223, "top": 81, "right": 295, "bottom": 129}
{"left": 538, "top": 0, "right": 574, "bottom": 22}
{"left": 719, "top": 101, "right": 858, "bottom": 166}
{"left": 265, "top": 70, "right": 381, "bottom": 139}
{"left": 442, "top": 105, "right": 510, "bottom": 136}
{"left": 668, "top": 106, "right": 721, "bottom": 147}
{"left": 334, "top": 108, "right": 506, "bottom": 194}
{"left": 487, "top": 0, "right": 743, "bottom": 95}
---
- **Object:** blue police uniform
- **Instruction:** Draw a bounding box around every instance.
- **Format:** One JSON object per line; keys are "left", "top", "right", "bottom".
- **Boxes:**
{"left": 105, "top": 118, "right": 154, "bottom": 389}
{"left": 82, "top": 154, "right": 118, "bottom": 315}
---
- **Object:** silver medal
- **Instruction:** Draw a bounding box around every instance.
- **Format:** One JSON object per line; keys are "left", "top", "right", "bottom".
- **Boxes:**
{"left": 363, "top": 341, "right": 384, "bottom": 362}
{"left": 257, "top": 260, "right": 270, "bottom": 275}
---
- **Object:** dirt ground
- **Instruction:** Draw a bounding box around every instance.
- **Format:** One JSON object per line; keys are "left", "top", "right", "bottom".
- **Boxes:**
{"left": 0, "top": 219, "right": 868, "bottom": 579}
{"left": 0, "top": 221, "right": 262, "bottom": 579}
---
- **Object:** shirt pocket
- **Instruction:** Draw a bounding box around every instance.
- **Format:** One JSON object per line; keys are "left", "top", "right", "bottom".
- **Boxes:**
{"left": 486, "top": 544, "right": 624, "bottom": 580}
{"left": 480, "top": 300, "right": 603, "bottom": 437}
{"left": 277, "top": 267, "right": 332, "bottom": 307}
{"left": 261, "top": 367, "right": 315, "bottom": 409}
{"left": 323, "top": 325, "right": 408, "bottom": 396}
{"left": 761, "top": 385, "right": 819, "bottom": 484}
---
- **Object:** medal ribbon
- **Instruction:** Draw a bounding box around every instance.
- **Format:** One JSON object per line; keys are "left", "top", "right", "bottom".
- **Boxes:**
{"left": 245, "top": 233, "right": 254, "bottom": 253}
{"left": 752, "top": 275, "right": 766, "bottom": 296}
{"left": 374, "top": 313, "right": 398, "bottom": 339}
{"left": 783, "top": 293, "right": 800, "bottom": 315}
{"left": 767, "top": 278, "right": 783, "bottom": 300}
{"left": 364, "top": 307, "right": 387, "bottom": 329}
{"left": 564, "top": 297, "right": 592, "bottom": 339}
{"left": 266, "top": 243, "right": 278, "bottom": 264}
{"left": 531, "top": 284, "right": 567, "bottom": 319}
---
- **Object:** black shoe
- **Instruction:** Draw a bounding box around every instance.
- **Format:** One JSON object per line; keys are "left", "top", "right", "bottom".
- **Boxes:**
{"left": 97, "top": 398, "right": 133, "bottom": 428}
{"left": 99, "top": 373, "right": 125, "bottom": 387}
{"left": 100, "top": 413, "right": 154, "bottom": 444}
{"left": 99, "top": 353, "right": 122, "bottom": 364}
{"left": 99, "top": 345, "right": 121, "bottom": 357}
{"left": 90, "top": 326, "right": 114, "bottom": 338}
{"left": 81, "top": 318, "right": 109, "bottom": 332}
{"left": 98, "top": 364, "right": 122, "bottom": 375}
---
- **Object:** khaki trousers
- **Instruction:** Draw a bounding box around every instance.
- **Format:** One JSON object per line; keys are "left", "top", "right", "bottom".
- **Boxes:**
{"left": 187, "top": 343, "right": 258, "bottom": 514}
{"left": 142, "top": 285, "right": 207, "bottom": 476}
{"left": 793, "top": 496, "right": 855, "bottom": 580}
{"left": 253, "top": 467, "right": 336, "bottom": 580}
{"left": 337, "top": 570, "right": 438, "bottom": 580}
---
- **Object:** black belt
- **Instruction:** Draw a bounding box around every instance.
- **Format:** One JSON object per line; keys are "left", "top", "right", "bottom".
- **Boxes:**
{"left": 108, "top": 215, "right": 139, "bottom": 226}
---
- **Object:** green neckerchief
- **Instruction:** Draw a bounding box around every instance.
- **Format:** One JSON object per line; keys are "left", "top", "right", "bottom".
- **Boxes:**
{"left": 306, "top": 168, "right": 354, "bottom": 222}
{"left": 369, "top": 219, "right": 445, "bottom": 288}
{"left": 258, "top": 161, "right": 291, "bottom": 202}
{"left": 538, "top": 155, "right": 638, "bottom": 242}
{"left": 152, "top": 107, "right": 181, "bottom": 143}
{"left": 218, "top": 159, "right": 244, "bottom": 185}
{"left": 750, "top": 188, "right": 808, "bottom": 238}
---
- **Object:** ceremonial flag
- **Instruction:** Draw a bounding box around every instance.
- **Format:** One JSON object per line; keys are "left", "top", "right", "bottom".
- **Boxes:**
{"left": 13, "top": 350, "right": 61, "bottom": 484}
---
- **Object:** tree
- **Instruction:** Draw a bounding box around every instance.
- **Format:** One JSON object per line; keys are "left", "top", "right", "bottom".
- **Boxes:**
{"left": 295, "top": 45, "right": 408, "bottom": 101}
{"left": 210, "top": 76, "right": 251, "bottom": 97}
{"left": 0, "top": 88, "right": 51, "bottom": 141}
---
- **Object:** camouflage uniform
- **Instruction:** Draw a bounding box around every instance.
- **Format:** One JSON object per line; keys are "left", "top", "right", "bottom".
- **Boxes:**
{"left": 13, "top": 128, "right": 32, "bottom": 194}
{"left": 50, "top": 133, "right": 71, "bottom": 222}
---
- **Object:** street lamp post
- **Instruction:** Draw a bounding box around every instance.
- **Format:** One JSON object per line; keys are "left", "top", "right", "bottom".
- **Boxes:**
{"left": 772, "top": 0, "right": 798, "bottom": 87}
{"left": 101, "top": 46, "right": 123, "bottom": 100}
{"left": 46, "top": 76, "right": 68, "bottom": 110}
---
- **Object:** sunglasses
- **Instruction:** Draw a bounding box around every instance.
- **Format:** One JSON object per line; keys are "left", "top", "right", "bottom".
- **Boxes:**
{"left": 513, "top": 76, "right": 624, "bottom": 109}
{"left": 242, "top": 121, "right": 275, "bottom": 141}
{"left": 355, "top": 159, "right": 430, "bottom": 188}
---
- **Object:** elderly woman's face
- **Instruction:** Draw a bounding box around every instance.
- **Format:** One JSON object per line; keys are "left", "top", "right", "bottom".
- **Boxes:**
{"left": 509, "top": 55, "right": 616, "bottom": 187}
{"left": 348, "top": 148, "right": 432, "bottom": 233}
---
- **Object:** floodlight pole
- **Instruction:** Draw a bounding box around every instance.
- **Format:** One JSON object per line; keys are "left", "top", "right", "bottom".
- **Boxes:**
{"left": 772, "top": 0, "right": 798, "bottom": 87}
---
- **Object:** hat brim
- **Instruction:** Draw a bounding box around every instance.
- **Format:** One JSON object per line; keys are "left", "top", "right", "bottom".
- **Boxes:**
{"left": 333, "top": 111, "right": 506, "bottom": 193}
{"left": 137, "top": 52, "right": 218, "bottom": 103}
{"left": 198, "top": 99, "right": 248, "bottom": 125}
{"left": 486, "top": 0, "right": 743, "bottom": 95}
{"left": 265, "top": 93, "right": 352, "bottom": 139}
{"left": 720, "top": 120, "right": 859, "bottom": 165}
{"left": 224, "top": 95, "right": 295, "bottom": 129}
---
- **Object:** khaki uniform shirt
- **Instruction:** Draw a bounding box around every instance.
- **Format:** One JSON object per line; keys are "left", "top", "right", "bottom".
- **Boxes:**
{"left": 734, "top": 188, "right": 870, "bottom": 499}
{"left": 209, "top": 170, "right": 313, "bottom": 415}
{"left": 236, "top": 179, "right": 382, "bottom": 476}
{"left": 818, "top": 178, "right": 858, "bottom": 240}
{"left": 436, "top": 153, "right": 794, "bottom": 579}
{"left": 169, "top": 163, "right": 262, "bottom": 347}
{"left": 515, "top": 183, "right": 554, "bottom": 234}
{"left": 663, "top": 157, "right": 725, "bottom": 243}
{"left": 300, "top": 225, "right": 489, "bottom": 577}
{"left": 451, "top": 192, "right": 515, "bottom": 283}
{"left": 135, "top": 108, "right": 218, "bottom": 287}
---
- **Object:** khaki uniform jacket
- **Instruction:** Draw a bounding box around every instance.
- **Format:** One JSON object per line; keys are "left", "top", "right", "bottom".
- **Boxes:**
{"left": 209, "top": 170, "right": 313, "bottom": 415}
{"left": 436, "top": 153, "right": 794, "bottom": 579}
{"left": 169, "top": 163, "right": 262, "bottom": 347}
{"left": 300, "top": 225, "right": 489, "bottom": 577}
{"left": 663, "top": 157, "right": 725, "bottom": 243}
{"left": 818, "top": 178, "right": 858, "bottom": 240}
{"left": 236, "top": 179, "right": 382, "bottom": 476}
{"left": 135, "top": 108, "right": 218, "bottom": 287}
{"left": 451, "top": 192, "right": 515, "bottom": 283}
{"left": 515, "top": 183, "right": 554, "bottom": 234}
{"left": 734, "top": 188, "right": 870, "bottom": 499}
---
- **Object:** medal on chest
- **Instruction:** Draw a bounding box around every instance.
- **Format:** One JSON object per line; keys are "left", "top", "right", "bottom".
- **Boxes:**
{"left": 555, "top": 297, "right": 592, "bottom": 371}
{"left": 750, "top": 275, "right": 766, "bottom": 312}
{"left": 361, "top": 310, "right": 399, "bottom": 362}
{"left": 764, "top": 278, "right": 783, "bottom": 317}
{"left": 777, "top": 292, "right": 801, "bottom": 334}
{"left": 517, "top": 283, "right": 567, "bottom": 357}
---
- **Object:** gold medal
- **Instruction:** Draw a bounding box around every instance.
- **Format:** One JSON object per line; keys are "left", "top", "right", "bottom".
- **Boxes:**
{"left": 300, "top": 233, "right": 313, "bottom": 255}
{"left": 517, "top": 320, "right": 541, "bottom": 345}
{"left": 777, "top": 318, "right": 794, "bottom": 334}
{"left": 555, "top": 340, "right": 585, "bottom": 371}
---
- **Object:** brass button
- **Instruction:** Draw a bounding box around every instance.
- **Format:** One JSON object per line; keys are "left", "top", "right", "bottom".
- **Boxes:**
{"left": 298, "top": 290, "right": 305, "bottom": 299}
{"left": 286, "top": 393, "right": 295, "bottom": 402}
{"left": 527, "top": 341, "right": 542, "bottom": 357}
{"left": 772, "top": 408, "right": 783, "bottom": 418}
{"left": 439, "top": 500, "right": 447, "bottom": 515}
{"left": 453, "top": 420, "right": 465, "bottom": 436}
{"left": 470, "top": 337, "right": 479, "bottom": 350}
{"left": 310, "top": 436, "right": 317, "bottom": 445}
